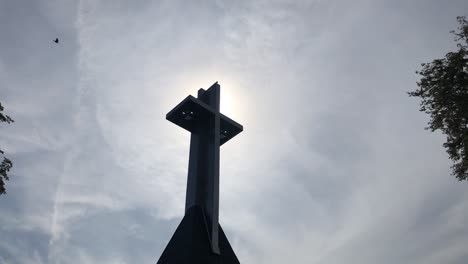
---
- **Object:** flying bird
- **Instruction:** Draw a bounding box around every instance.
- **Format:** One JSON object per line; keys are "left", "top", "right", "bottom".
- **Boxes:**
{"left": 53, "top": 38, "right": 59, "bottom": 43}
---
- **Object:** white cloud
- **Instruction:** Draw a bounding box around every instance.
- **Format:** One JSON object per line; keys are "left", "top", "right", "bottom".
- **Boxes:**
{"left": 1, "top": 0, "right": 468, "bottom": 263}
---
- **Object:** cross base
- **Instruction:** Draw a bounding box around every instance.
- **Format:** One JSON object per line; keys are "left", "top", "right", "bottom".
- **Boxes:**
{"left": 156, "top": 205, "right": 240, "bottom": 264}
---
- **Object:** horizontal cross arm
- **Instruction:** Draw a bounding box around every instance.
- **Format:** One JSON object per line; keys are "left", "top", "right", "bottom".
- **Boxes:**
{"left": 219, "top": 113, "right": 243, "bottom": 145}
{"left": 166, "top": 95, "right": 216, "bottom": 131}
{"left": 166, "top": 96, "right": 243, "bottom": 145}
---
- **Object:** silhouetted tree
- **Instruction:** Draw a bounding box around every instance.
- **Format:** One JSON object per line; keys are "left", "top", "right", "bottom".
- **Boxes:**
{"left": 0, "top": 101, "right": 14, "bottom": 195}
{"left": 408, "top": 16, "right": 468, "bottom": 181}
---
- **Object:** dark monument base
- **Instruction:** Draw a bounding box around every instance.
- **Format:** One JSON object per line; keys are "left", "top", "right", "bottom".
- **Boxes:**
{"left": 157, "top": 206, "right": 240, "bottom": 264}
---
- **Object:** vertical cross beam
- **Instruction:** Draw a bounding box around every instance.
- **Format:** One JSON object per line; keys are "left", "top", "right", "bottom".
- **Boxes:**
{"left": 186, "top": 85, "right": 221, "bottom": 254}
{"left": 166, "top": 82, "right": 243, "bottom": 255}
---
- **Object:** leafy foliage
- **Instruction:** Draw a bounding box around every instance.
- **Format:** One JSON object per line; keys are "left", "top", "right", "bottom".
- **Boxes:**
{"left": 0, "top": 152, "right": 13, "bottom": 195}
{"left": 0, "top": 102, "right": 14, "bottom": 195}
{"left": 0, "top": 102, "right": 14, "bottom": 124}
{"left": 408, "top": 16, "right": 468, "bottom": 181}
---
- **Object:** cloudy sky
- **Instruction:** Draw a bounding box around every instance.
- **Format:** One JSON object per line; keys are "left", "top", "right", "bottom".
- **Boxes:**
{"left": 1, "top": 0, "right": 468, "bottom": 263}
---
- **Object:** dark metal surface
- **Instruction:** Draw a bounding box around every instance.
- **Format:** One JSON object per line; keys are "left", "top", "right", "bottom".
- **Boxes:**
{"left": 156, "top": 206, "right": 240, "bottom": 264}
{"left": 160, "top": 82, "right": 242, "bottom": 261}
{"left": 166, "top": 95, "right": 243, "bottom": 146}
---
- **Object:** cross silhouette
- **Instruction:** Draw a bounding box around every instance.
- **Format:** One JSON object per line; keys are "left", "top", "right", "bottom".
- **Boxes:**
{"left": 166, "top": 82, "right": 243, "bottom": 254}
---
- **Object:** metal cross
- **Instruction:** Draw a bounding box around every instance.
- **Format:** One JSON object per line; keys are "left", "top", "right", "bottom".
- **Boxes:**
{"left": 166, "top": 82, "right": 243, "bottom": 254}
